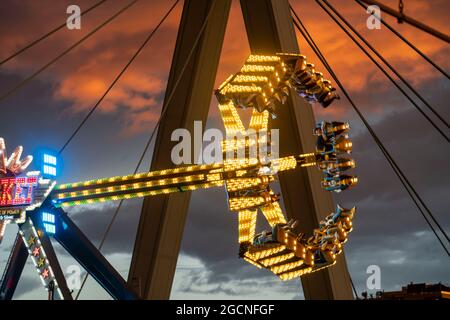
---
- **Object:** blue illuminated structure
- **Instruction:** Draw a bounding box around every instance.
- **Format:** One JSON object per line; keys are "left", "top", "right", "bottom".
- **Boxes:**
{"left": 42, "top": 153, "right": 58, "bottom": 178}
{"left": 42, "top": 211, "right": 56, "bottom": 235}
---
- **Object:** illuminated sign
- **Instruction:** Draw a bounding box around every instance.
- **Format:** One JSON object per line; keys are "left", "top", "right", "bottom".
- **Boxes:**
{"left": 0, "top": 138, "right": 57, "bottom": 224}
{"left": 0, "top": 176, "right": 37, "bottom": 207}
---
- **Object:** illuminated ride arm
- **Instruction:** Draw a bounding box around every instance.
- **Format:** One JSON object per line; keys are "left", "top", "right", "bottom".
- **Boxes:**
{"left": 216, "top": 53, "right": 358, "bottom": 280}
{"left": 0, "top": 53, "right": 358, "bottom": 288}
{"left": 49, "top": 53, "right": 358, "bottom": 282}
{"left": 50, "top": 151, "right": 326, "bottom": 208}
{"left": 50, "top": 163, "right": 225, "bottom": 207}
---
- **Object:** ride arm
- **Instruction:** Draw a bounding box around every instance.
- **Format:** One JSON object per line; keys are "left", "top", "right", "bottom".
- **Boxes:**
{"left": 50, "top": 163, "right": 226, "bottom": 208}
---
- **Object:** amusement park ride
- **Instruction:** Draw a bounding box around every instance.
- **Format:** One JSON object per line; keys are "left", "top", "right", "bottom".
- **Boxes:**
{"left": 2, "top": 0, "right": 405, "bottom": 300}
{"left": 0, "top": 52, "right": 357, "bottom": 300}
{"left": 0, "top": 0, "right": 447, "bottom": 302}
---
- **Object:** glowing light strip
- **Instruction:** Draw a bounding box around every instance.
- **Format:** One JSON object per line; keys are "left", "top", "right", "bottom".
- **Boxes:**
{"left": 57, "top": 181, "right": 224, "bottom": 207}
{"left": 243, "top": 256, "right": 263, "bottom": 269}
{"left": 249, "top": 109, "right": 269, "bottom": 131}
{"left": 271, "top": 260, "right": 304, "bottom": 275}
{"left": 247, "top": 244, "right": 286, "bottom": 260}
{"left": 270, "top": 156, "right": 297, "bottom": 172}
{"left": 260, "top": 202, "right": 286, "bottom": 226}
{"left": 241, "top": 65, "right": 275, "bottom": 73}
{"left": 52, "top": 151, "right": 319, "bottom": 208}
{"left": 221, "top": 84, "right": 263, "bottom": 94}
{"left": 233, "top": 75, "right": 269, "bottom": 83}
{"left": 56, "top": 163, "right": 223, "bottom": 190}
{"left": 278, "top": 267, "right": 313, "bottom": 281}
{"left": 55, "top": 174, "right": 209, "bottom": 200}
{"left": 259, "top": 253, "right": 295, "bottom": 267}
{"left": 226, "top": 177, "right": 272, "bottom": 192}
{"left": 247, "top": 55, "right": 281, "bottom": 63}
{"left": 218, "top": 102, "right": 246, "bottom": 137}
{"left": 238, "top": 210, "right": 257, "bottom": 243}
{"left": 229, "top": 196, "right": 268, "bottom": 211}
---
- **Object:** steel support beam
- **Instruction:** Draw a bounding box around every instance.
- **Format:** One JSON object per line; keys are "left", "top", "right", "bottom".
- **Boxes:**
{"left": 240, "top": 0, "right": 353, "bottom": 299}
{"left": 0, "top": 234, "right": 27, "bottom": 300}
{"left": 51, "top": 208, "right": 137, "bottom": 300}
{"left": 25, "top": 218, "right": 73, "bottom": 300}
{"left": 128, "top": 0, "right": 232, "bottom": 299}
{"left": 0, "top": 221, "right": 7, "bottom": 245}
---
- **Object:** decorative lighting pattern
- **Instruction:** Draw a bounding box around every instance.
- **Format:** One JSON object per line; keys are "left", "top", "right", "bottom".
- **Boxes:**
{"left": 215, "top": 53, "right": 339, "bottom": 117}
{"left": 0, "top": 138, "right": 33, "bottom": 177}
{"left": 0, "top": 176, "right": 37, "bottom": 206}
{"left": 18, "top": 218, "right": 64, "bottom": 299}
{"left": 215, "top": 54, "right": 357, "bottom": 281}
{"left": 260, "top": 202, "right": 286, "bottom": 226}
{"left": 43, "top": 54, "right": 357, "bottom": 282}
{"left": 51, "top": 153, "right": 320, "bottom": 207}
{"left": 0, "top": 139, "right": 56, "bottom": 224}
{"left": 238, "top": 210, "right": 257, "bottom": 243}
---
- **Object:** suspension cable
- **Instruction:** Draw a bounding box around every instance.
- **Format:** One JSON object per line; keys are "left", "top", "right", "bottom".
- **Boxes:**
{"left": 358, "top": 0, "right": 450, "bottom": 43}
{"left": 58, "top": 0, "right": 180, "bottom": 155}
{"left": 0, "top": 0, "right": 108, "bottom": 66}
{"left": 291, "top": 6, "right": 449, "bottom": 256}
{"left": 320, "top": 0, "right": 449, "bottom": 136}
{"left": 311, "top": 0, "right": 449, "bottom": 244}
{"left": 349, "top": 273, "right": 359, "bottom": 299}
{"left": 314, "top": 5, "right": 450, "bottom": 142}
{"left": 355, "top": 0, "right": 449, "bottom": 79}
{"left": 0, "top": 0, "right": 139, "bottom": 105}
{"left": 75, "top": 0, "right": 217, "bottom": 299}
{"left": 397, "top": 0, "right": 404, "bottom": 24}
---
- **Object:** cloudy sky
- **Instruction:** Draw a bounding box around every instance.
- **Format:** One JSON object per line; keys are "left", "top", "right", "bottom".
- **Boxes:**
{"left": 0, "top": 0, "right": 449, "bottom": 300}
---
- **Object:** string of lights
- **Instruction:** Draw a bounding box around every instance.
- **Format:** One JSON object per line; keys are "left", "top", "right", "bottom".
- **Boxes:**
{"left": 291, "top": 5, "right": 449, "bottom": 256}
{"left": 355, "top": 0, "right": 449, "bottom": 79}
{"left": 0, "top": 0, "right": 139, "bottom": 106}
{"left": 320, "top": 0, "right": 449, "bottom": 136}
{"left": 75, "top": 0, "right": 214, "bottom": 299}
{"left": 0, "top": 0, "right": 108, "bottom": 66}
